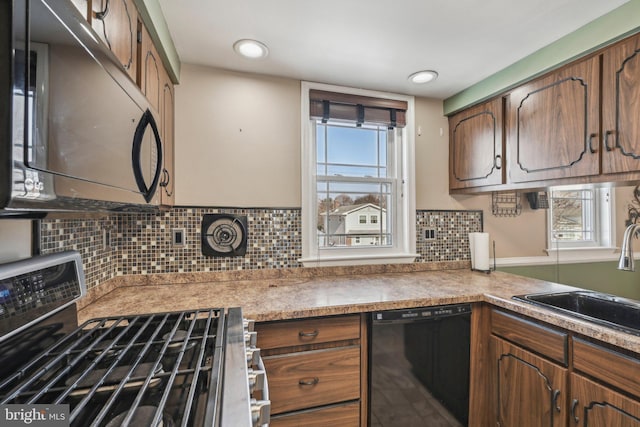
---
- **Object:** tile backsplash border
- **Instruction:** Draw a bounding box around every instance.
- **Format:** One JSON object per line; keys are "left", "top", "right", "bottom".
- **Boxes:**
{"left": 40, "top": 207, "right": 482, "bottom": 289}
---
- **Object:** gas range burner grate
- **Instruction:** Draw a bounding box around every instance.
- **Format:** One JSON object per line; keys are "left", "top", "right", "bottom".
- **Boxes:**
{"left": 0, "top": 308, "right": 225, "bottom": 427}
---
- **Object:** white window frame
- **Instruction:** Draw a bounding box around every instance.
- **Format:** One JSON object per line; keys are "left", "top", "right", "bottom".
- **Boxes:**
{"left": 300, "top": 81, "right": 417, "bottom": 267}
{"left": 545, "top": 184, "right": 616, "bottom": 261}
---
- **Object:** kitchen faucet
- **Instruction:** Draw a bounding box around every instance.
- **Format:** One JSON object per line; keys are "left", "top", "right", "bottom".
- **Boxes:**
{"left": 618, "top": 223, "right": 640, "bottom": 271}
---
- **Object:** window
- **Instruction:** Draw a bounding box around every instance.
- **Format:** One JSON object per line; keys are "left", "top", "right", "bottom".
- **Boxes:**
{"left": 547, "top": 185, "right": 614, "bottom": 251}
{"left": 301, "top": 82, "right": 417, "bottom": 266}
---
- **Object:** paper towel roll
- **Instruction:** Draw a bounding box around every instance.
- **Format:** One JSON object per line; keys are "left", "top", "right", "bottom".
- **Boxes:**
{"left": 469, "top": 232, "right": 490, "bottom": 272}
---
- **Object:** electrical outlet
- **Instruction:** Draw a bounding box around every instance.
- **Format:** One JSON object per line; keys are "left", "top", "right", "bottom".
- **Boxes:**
{"left": 172, "top": 228, "right": 186, "bottom": 247}
{"left": 103, "top": 229, "right": 111, "bottom": 248}
{"left": 424, "top": 228, "right": 436, "bottom": 240}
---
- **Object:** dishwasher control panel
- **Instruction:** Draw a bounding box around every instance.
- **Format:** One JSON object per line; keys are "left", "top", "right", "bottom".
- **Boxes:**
{"left": 372, "top": 303, "right": 471, "bottom": 323}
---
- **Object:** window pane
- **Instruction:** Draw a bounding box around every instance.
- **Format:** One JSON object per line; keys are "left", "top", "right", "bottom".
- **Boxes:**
{"left": 315, "top": 122, "right": 394, "bottom": 249}
{"left": 551, "top": 190, "right": 594, "bottom": 241}
{"left": 316, "top": 122, "right": 389, "bottom": 178}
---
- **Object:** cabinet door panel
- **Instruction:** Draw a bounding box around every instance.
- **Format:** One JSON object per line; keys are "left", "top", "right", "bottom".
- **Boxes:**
{"left": 92, "top": 0, "right": 137, "bottom": 81}
{"left": 492, "top": 336, "right": 567, "bottom": 427}
{"left": 138, "top": 22, "right": 161, "bottom": 113}
{"left": 571, "top": 373, "right": 640, "bottom": 426}
{"left": 602, "top": 33, "right": 640, "bottom": 174}
{"left": 449, "top": 98, "right": 503, "bottom": 189}
{"left": 507, "top": 56, "right": 599, "bottom": 183}
{"left": 160, "top": 67, "right": 175, "bottom": 206}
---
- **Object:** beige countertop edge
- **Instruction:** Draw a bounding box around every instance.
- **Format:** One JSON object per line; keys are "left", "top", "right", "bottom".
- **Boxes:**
{"left": 76, "top": 269, "right": 640, "bottom": 354}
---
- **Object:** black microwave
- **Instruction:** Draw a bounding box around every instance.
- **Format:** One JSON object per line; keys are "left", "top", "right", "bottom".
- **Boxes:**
{"left": 0, "top": 0, "right": 164, "bottom": 215}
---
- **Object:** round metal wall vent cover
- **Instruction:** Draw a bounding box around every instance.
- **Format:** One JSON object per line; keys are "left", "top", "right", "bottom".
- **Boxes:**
{"left": 201, "top": 214, "right": 248, "bottom": 257}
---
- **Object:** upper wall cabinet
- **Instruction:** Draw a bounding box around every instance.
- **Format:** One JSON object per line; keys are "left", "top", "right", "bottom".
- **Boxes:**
{"left": 92, "top": 0, "right": 138, "bottom": 82}
{"left": 506, "top": 56, "right": 600, "bottom": 184}
{"left": 138, "top": 21, "right": 162, "bottom": 114}
{"left": 159, "top": 67, "right": 175, "bottom": 207}
{"left": 449, "top": 98, "right": 504, "bottom": 189}
{"left": 602, "top": 33, "right": 640, "bottom": 175}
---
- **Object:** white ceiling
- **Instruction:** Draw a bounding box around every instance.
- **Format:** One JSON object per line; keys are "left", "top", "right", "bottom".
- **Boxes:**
{"left": 158, "top": 0, "right": 628, "bottom": 100}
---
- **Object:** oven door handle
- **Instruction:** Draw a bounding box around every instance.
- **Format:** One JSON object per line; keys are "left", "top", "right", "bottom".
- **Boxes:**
{"left": 257, "top": 355, "right": 269, "bottom": 402}
{"left": 132, "top": 109, "right": 163, "bottom": 203}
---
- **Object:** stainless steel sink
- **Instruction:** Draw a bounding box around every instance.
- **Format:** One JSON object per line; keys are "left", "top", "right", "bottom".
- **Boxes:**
{"left": 513, "top": 291, "right": 640, "bottom": 336}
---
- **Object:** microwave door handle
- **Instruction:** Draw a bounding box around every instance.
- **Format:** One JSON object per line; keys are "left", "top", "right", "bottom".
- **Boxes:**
{"left": 132, "top": 109, "right": 163, "bottom": 203}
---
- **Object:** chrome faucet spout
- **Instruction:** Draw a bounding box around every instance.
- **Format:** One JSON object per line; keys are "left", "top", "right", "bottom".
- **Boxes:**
{"left": 618, "top": 223, "right": 640, "bottom": 271}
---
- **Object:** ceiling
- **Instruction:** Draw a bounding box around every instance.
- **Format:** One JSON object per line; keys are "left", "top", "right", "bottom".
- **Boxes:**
{"left": 158, "top": 0, "right": 628, "bottom": 100}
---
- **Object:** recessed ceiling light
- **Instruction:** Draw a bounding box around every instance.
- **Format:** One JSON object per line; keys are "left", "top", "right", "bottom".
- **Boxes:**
{"left": 233, "top": 39, "right": 269, "bottom": 59}
{"left": 408, "top": 70, "right": 438, "bottom": 84}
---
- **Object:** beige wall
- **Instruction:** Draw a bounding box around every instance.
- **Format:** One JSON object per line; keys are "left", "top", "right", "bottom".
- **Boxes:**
{"left": 171, "top": 65, "right": 640, "bottom": 260}
{"left": 174, "top": 64, "right": 301, "bottom": 207}
{"left": 0, "top": 220, "right": 32, "bottom": 262}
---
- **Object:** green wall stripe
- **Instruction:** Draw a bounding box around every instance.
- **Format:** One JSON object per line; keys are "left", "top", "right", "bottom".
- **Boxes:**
{"left": 443, "top": 0, "right": 640, "bottom": 115}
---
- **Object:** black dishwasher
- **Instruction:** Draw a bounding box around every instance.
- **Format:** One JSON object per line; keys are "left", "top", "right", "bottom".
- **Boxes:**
{"left": 369, "top": 304, "right": 471, "bottom": 427}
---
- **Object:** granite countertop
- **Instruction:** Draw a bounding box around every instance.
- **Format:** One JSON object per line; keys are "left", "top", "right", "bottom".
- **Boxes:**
{"left": 77, "top": 266, "right": 640, "bottom": 354}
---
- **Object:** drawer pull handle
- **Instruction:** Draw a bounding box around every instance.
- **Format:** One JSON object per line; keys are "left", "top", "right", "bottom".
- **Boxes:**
{"left": 298, "top": 330, "right": 319, "bottom": 338}
{"left": 298, "top": 377, "right": 319, "bottom": 386}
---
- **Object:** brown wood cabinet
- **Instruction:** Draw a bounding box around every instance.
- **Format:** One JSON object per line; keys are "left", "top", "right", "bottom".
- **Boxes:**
{"left": 491, "top": 336, "right": 567, "bottom": 426}
{"left": 159, "top": 67, "right": 175, "bottom": 207}
{"left": 570, "top": 373, "right": 640, "bottom": 426}
{"left": 92, "top": 0, "right": 137, "bottom": 82}
{"left": 269, "top": 402, "right": 360, "bottom": 427}
{"left": 506, "top": 55, "right": 600, "bottom": 184}
{"left": 449, "top": 31, "right": 640, "bottom": 193}
{"left": 474, "top": 307, "right": 640, "bottom": 427}
{"left": 602, "top": 33, "right": 640, "bottom": 175}
{"left": 256, "top": 314, "right": 365, "bottom": 426}
{"left": 449, "top": 98, "right": 504, "bottom": 189}
{"left": 137, "top": 21, "right": 162, "bottom": 113}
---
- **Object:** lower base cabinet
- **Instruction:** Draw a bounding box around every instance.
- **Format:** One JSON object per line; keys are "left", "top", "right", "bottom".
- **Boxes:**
{"left": 492, "top": 336, "right": 567, "bottom": 427}
{"left": 270, "top": 402, "right": 360, "bottom": 427}
{"left": 570, "top": 373, "right": 640, "bottom": 426}
{"left": 256, "top": 314, "right": 365, "bottom": 426}
{"left": 263, "top": 346, "right": 360, "bottom": 414}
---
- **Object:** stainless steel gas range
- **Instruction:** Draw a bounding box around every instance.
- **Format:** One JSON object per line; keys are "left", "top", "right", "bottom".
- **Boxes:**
{"left": 0, "top": 251, "right": 270, "bottom": 426}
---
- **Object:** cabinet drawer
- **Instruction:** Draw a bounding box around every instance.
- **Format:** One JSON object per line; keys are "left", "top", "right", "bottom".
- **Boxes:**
{"left": 270, "top": 402, "right": 360, "bottom": 427}
{"left": 256, "top": 315, "right": 360, "bottom": 350}
{"left": 491, "top": 310, "right": 568, "bottom": 365}
{"left": 263, "top": 346, "right": 361, "bottom": 414}
{"left": 573, "top": 337, "right": 640, "bottom": 398}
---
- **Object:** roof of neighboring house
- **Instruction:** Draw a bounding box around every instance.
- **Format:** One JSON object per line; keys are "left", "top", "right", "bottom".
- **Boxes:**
{"left": 321, "top": 203, "right": 386, "bottom": 217}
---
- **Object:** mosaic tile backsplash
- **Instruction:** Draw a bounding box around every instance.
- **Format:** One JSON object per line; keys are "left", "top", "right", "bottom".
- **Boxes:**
{"left": 40, "top": 208, "right": 482, "bottom": 289}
